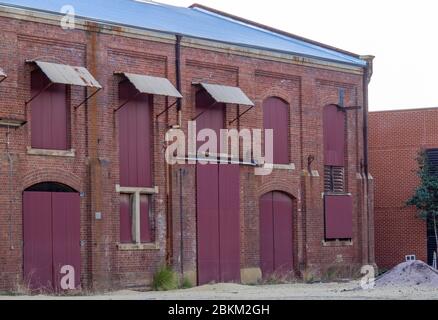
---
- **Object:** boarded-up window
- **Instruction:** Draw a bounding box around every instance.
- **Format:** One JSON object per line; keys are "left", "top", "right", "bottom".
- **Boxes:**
{"left": 140, "top": 195, "right": 152, "bottom": 243}
{"left": 31, "top": 69, "right": 69, "bottom": 150}
{"left": 118, "top": 80, "right": 153, "bottom": 188}
{"left": 119, "top": 193, "right": 153, "bottom": 244}
{"left": 324, "top": 104, "right": 346, "bottom": 193}
{"left": 323, "top": 105, "right": 351, "bottom": 240}
{"left": 119, "top": 194, "right": 134, "bottom": 243}
{"left": 323, "top": 104, "right": 345, "bottom": 167}
{"left": 118, "top": 80, "right": 154, "bottom": 244}
{"left": 324, "top": 194, "right": 353, "bottom": 240}
{"left": 263, "top": 97, "right": 289, "bottom": 165}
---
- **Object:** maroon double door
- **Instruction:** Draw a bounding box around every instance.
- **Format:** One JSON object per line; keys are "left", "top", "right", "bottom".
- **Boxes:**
{"left": 195, "top": 89, "right": 241, "bottom": 285}
{"left": 197, "top": 163, "right": 241, "bottom": 285}
{"left": 259, "top": 191, "right": 294, "bottom": 277}
{"left": 23, "top": 191, "right": 80, "bottom": 291}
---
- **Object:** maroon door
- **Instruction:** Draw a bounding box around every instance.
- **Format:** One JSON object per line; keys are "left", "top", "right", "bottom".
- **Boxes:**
{"left": 23, "top": 190, "right": 80, "bottom": 291}
{"left": 31, "top": 69, "right": 69, "bottom": 151}
{"left": 196, "top": 89, "right": 240, "bottom": 285}
{"left": 197, "top": 164, "right": 241, "bottom": 285}
{"left": 218, "top": 164, "right": 241, "bottom": 283}
{"left": 260, "top": 192, "right": 294, "bottom": 278}
{"left": 23, "top": 192, "right": 53, "bottom": 290}
{"left": 51, "top": 193, "right": 81, "bottom": 291}
{"left": 197, "top": 163, "right": 220, "bottom": 285}
{"left": 118, "top": 80, "right": 153, "bottom": 188}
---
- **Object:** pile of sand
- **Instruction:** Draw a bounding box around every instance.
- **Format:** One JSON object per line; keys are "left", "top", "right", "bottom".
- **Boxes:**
{"left": 375, "top": 260, "right": 438, "bottom": 288}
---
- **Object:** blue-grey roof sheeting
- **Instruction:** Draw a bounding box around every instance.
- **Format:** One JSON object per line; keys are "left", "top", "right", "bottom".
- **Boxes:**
{"left": 0, "top": 0, "right": 366, "bottom": 67}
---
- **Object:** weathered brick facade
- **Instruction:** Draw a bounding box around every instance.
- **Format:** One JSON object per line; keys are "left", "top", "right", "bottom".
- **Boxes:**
{"left": 0, "top": 4, "right": 373, "bottom": 291}
{"left": 369, "top": 108, "right": 438, "bottom": 270}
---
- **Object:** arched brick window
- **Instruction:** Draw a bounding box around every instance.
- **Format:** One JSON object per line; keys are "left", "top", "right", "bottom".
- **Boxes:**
{"left": 263, "top": 97, "right": 290, "bottom": 165}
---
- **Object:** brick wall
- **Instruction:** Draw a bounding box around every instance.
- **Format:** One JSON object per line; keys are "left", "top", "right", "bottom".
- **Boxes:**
{"left": 0, "top": 7, "right": 371, "bottom": 291}
{"left": 369, "top": 108, "right": 438, "bottom": 269}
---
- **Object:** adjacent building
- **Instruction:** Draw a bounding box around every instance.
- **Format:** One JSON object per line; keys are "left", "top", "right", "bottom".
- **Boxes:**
{"left": 0, "top": 0, "right": 374, "bottom": 291}
{"left": 369, "top": 108, "right": 438, "bottom": 269}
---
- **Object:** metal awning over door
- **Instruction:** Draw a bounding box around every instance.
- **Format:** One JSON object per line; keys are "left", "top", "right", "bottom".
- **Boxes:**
{"left": 26, "top": 60, "right": 102, "bottom": 109}
{"left": 27, "top": 61, "right": 102, "bottom": 88}
{"left": 115, "top": 72, "right": 182, "bottom": 113}
{"left": 196, "top": 82, "right": 254, "bottom": 106}
{"left": 0, "top": 68, "right": 6, "bottom": 83}
{"left": 193, "top": 83, "right": 254, "bottom": 123}
{"left": 117, "top": 72, "right": 182, "bottom": 98}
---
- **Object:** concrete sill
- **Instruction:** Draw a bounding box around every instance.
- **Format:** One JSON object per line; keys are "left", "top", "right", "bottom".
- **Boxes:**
{"left": 322, "top": 240, "right": 353, "bottom": 247}
{"left": 117, "top": 243, "right": 159, "bottom": 251}
{"left": 27, "top": 147, "right": 75, "bottom": 158}
{"left": 263, "top": 163, "right": 296, "bottom": 171}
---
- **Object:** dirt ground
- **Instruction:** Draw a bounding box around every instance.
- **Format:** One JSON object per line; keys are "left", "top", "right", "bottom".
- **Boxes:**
{"left": 1, "top": 281, "right": 437, "bottom": 300}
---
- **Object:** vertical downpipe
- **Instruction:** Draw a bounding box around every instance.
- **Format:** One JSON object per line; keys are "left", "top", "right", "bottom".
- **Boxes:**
{"left": 176, "top": 35, "right": 182, "bottom": 126}
{"left": 361, "top": 56, "right": 374, "bottom": 264}
{"left": 166, "top": 35, "right": 183, "bottom": 268}
{"left": 86, "top": 22, "right": 103, "bottom": 289}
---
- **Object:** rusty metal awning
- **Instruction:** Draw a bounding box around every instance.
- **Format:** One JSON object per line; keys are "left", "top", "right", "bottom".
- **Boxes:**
{"left": 118, "top": 72, "right": 182, "bottom": 98}
{"left": 197, "top": 82, "right": 254, "bottom": 106}
{"left": 27, "top": 60, "right": 102, "bottom": 88}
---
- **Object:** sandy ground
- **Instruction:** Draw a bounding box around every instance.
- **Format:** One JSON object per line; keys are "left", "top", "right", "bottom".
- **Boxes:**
{"left": 1, "top": 281, "right": 437, "bottom": 300}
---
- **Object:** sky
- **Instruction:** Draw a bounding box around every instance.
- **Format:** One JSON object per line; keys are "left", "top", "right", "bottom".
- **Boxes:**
{"left": 155, "top": 0, "right": 438, "bottom": 111}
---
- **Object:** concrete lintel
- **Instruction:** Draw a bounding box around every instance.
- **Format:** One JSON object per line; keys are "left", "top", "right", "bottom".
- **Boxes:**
{"left": 322, "top": 240, "right": 353, "bottom": 247}
{"left": 27, "top": 147, "right": 76, "bottom": 158}
{"left": 263, "top": 163, "right": 296, "bottom": 171}
{"left": 117, "top": 243, "right": 160, "bottom": 251}
{"left": 116, "top": 185, "right": 159, "bottom": 194}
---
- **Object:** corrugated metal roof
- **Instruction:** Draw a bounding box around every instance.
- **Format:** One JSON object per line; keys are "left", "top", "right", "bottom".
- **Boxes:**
{"left": 120, "top": 73, "right": 182, "bottom": 98}
{"left": 29, "top": 60, "right": 102, "bottom": 88}
{"left": 199, "top": 83, "right": 254, "bottom": 106}
{"left": 0, "top": 67, "right": 6, "bottom": 78}
{"left": 0, "top": 0, "right": 366, "bottom": 67}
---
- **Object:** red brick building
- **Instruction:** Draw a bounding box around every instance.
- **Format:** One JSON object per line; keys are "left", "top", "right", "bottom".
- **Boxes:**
{"left": 0, "top": 0, "right": 374, "bottom": 291}
{"left": 369, "top": 108, "right": 438, "bottom": 270}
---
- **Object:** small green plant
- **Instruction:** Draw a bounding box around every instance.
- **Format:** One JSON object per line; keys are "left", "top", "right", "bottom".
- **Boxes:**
{"left": 152, "top": 266, "right": 178, "bottom": 291}
{"left": 301, "top": 267, "right": 320, "bottom": 284}
{"left": 180, "top": 277, "right": 193, "bottom": 289}
{"left": 260, "top": 271, "right": 297, "bottom": 285}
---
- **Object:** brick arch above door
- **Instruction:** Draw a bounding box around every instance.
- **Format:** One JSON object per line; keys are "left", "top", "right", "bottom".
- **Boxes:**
{"left": 256, "top": 183, "right": 299, "bottom": 202}
{"left": 21, "top": 168, "right": 81, "bottom": 193}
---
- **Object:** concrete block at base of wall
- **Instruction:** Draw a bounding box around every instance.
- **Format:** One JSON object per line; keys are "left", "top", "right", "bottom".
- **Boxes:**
{"left": 241, "top": 268, "right": 262, "bottom": 285}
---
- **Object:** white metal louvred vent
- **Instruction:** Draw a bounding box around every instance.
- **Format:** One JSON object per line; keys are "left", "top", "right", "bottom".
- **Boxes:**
{"left": 324, "top": 166, "right": 345, "bottom": 193}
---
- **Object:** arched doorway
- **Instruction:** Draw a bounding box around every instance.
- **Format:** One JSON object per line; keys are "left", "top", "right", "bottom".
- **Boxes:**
{"left": 23, "top": 182, "right": 80, "bottom": 291}
{"left": 259, "top": 191, "right": 294, "bottom": 278}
